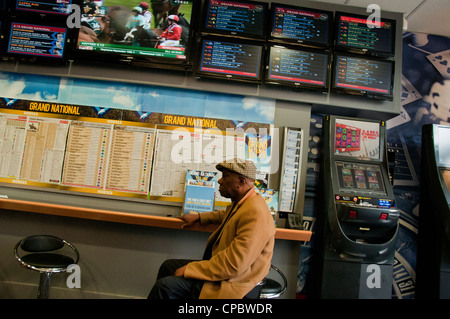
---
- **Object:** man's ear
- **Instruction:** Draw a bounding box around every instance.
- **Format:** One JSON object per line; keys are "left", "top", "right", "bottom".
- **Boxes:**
{"left": 238, "top": 176, "right": 247, "bottom": 186}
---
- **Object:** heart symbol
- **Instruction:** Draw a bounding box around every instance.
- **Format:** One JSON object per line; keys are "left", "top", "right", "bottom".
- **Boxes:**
{"left": 440, "top": 60, "right": 448, "bottom": 66}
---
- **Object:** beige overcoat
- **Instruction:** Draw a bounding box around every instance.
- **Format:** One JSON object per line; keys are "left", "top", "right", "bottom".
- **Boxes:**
{"left": 184, "top": 187, "right": 276, "bottom": 299}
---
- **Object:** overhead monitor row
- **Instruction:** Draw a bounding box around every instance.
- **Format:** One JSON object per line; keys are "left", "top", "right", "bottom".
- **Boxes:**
{"left": 196, "top": 41, "right": 394, "bottom": 100}
{"left": 0, "top": 0, "right": 396, "bottom": 100}
{"left": 1, "top": 0, "right": 397, "bottom": 54}
{"left": 200, "top": 0, "right": 396, "bottom": 57}
{"left": 0, "top": 23, "right": 394, "bottom": 100}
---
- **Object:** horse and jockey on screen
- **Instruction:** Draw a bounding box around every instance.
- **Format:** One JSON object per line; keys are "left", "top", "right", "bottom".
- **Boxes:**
{"left": 78, "top": 1, "right": 189, "bottom": 49}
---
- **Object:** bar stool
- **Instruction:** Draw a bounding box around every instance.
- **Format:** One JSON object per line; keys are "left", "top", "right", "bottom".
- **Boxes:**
{"left": 14, "top": 235, "right": 79, "bottom": 299}
{"left": 259, "top": 265, "right": 287, "bottom": 299}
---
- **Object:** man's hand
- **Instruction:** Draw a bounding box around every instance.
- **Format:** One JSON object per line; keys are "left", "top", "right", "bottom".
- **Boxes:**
{"left": 174, "top": 265, "right": 187, "bottom": 277}
{"left": 177, "top": 212, "right": 200, "bottom": 228}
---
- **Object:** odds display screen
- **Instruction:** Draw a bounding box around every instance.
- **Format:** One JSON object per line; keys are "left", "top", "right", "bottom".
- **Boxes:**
{"left": 203, "top": 0, "right": 267, "bottom": 38}
{"left": 198, "top": 38, "right": 262, "bottom": 80}
{"left": 15, "top": 0, "right": 73, "bottom": 15}
{"left": 335, "top": 12, "right": 395, "bottom": 56}
{"left": 266, "top": 46, "right": 328, "bottom": 89}
{"left": 333, "top": 54, "right": 393, "bottom": 97}
{"left": 7, "top": 23, "right": 67, "bottom": 58}
{"left": 270, "top": 4, "right": 331, "bottom": 48}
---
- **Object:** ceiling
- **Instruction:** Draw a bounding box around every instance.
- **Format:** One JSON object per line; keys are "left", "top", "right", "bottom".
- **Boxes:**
{"left": 313, "top": 0, "right": 450, "bottom": 37}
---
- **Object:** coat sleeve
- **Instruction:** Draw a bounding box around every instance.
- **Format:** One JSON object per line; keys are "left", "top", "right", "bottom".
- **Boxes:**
{"left": 198, "top": 208, "right": 227, "bottom": 225}
{"left": 184, "top": 201, "right": 273, "bottom": 282}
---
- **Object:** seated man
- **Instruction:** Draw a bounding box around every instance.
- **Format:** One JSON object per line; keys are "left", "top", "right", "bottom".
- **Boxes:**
{"left": 148, "top": 158, "right": 276, "bottom": 299}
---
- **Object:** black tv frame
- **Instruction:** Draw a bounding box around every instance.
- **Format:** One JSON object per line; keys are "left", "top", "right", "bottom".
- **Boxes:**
{"left": 331, "top": 53, "right": 395, "bottom": 101}
{"left": 334, "top": 11, "right": 396, "bottom": 58}
{"left": 71, "top": 0, "right": 201, "bottom": 71}
{"left": 268, "top": 3, "right": 333, "bottom": 50}
{"left": 264, "top": 44, "right": 330, "bottom": 92}
{"left": 200, "top": 0, "right": 268, "bottom": 41}
{"left": 195, "top": 35, "right": 265, "bottom": 84}
{"left": 1, "top": 18, "right": 77, "bottom": 64}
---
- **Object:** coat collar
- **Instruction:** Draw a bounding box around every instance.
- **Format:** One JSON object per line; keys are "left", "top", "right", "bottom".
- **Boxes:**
{"left": 211, "top": 187, "right": 257, "bottom": 248}
{"left": 229, "top": 187, "right": 256, "bottom": 214}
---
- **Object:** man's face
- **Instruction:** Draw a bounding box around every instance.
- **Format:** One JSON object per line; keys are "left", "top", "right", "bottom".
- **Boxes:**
{"left": 218, "top": 169, "right": 241, "bottom": 199}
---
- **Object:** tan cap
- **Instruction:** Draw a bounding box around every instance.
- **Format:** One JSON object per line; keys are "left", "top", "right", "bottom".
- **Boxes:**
{"left": 216, "top": 158, "right": 256, "bottom": 180}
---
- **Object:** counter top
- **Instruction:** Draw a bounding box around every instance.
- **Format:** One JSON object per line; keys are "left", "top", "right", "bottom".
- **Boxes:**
{"left": 0, "top": 199, "right": 312, "bottom": 242}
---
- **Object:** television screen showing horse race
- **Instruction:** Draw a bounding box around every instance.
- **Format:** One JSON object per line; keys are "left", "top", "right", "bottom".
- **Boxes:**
{"left": 77, "top": 0, "right": 193, "bottom": 60}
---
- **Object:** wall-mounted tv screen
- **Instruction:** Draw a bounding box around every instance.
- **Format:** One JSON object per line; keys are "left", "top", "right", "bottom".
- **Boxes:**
{"left": 14, "top": 0, "right": 74, "bottom": 15}
{"left": 269, "top": 3, "right": 332, "bottom": 49}
{"left": 74, "top": 0, "right": 198, "bottom": 70}
{"left": 201, "top": 0, "right": 267, "bottom": 40}
{"left": 265, "top": 45, "right": 329, "bottom": 91}
{"left": 196, "top": 37, "right": 263, "bottom": 83}
{"left": 332, "top": 54, "right": 394, "bottom": 100}
{"left": 333, "top": 118, "right": 381, "bottom": 160}
{"left": 335, "top": 11, "right": 396, "bottom": 57}
{"left": 6, "top": 22, "right": 69, "bottom": 60}
{"left": 335, "top": 161, "right": 386, "bottom": 195}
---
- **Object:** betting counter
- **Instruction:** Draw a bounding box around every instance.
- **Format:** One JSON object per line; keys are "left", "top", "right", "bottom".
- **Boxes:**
{"left": 0, "top": 198, "right": 311, "bottom": 242}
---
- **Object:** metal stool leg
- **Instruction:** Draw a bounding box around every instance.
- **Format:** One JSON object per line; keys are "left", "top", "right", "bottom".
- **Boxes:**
{"left": 38, "top": 272, "right": 52, "bottom": 299}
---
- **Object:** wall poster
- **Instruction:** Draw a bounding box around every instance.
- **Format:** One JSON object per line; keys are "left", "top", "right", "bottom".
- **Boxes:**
{"left": 0, "top": 95, "right": 273, "bottom": 204}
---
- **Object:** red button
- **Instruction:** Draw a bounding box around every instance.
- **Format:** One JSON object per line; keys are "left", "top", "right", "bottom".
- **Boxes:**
{"left": 349, "top": 211, "right": 357, "bottom": 218}
{"left": 380, "top": 213, "right": 388, "bottom": 220}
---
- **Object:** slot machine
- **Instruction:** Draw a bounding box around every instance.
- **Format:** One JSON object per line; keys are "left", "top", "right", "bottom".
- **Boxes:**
{"left": 417, "top": 124, "right": 450, "bottom": 299}
{"left": 314, "top": 115, "right": 400, "bottom": 299}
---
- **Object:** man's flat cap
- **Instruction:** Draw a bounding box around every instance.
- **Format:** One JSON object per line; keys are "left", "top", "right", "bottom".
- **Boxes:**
{"left": 216, "top": 158, "right": 256, "bottom": 180}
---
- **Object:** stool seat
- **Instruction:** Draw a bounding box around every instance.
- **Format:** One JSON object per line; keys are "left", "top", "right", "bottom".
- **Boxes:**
{"left": 21, "top": 253, "right": 75, "bottom": 269}
{"left": 260, "top": 278, "right": 283, "bottom": 295}
{"left": 15, "top": 235, "right": 79, "bottom": 298}
{"left": 259, "top": 265, "right": 287, "bottom": 299}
